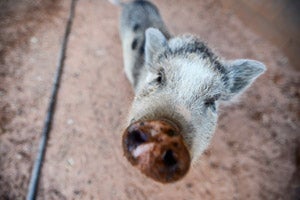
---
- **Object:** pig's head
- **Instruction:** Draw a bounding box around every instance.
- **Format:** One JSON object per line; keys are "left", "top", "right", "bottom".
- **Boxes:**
{"left": 122, "top": 28, "right": 266, "bottom": 183}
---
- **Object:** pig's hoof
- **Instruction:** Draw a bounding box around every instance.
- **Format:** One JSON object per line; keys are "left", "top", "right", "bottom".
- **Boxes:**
{"left": 122, "top": 120, "right": 191, "bottom": 183}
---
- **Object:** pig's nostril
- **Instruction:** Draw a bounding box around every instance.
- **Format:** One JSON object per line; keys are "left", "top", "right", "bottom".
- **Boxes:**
{"left": 127, "top": 130, "right": 148, "bottom": 151}
{"left": 163, "top": 149, "right": 177, "bottom": 167}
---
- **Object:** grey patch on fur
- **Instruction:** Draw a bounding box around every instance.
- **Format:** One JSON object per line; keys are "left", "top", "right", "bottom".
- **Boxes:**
{"left": 133, "top": 23, "right": 140, "bottom": 32}
{"left": 119, "top": 0, "right": 171, "bottom": 88}
{"left": 131, "top": 38, "right": 138, "bottom": 50}
{"left": 155, "top": 35, "right": 227, "bottom": 74}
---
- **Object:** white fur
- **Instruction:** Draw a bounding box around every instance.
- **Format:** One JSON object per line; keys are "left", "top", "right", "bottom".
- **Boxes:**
{"left": 176, "top": 105, "right": 192, "bottom": 122}
{"left": 173, "top": 57, "right": 216, "bottom": 100}
{"left": 122, "top": 31, "right": 136, "bottom": 85}
{"left": 133, "top": 143, "right": 154, "bottom": 158}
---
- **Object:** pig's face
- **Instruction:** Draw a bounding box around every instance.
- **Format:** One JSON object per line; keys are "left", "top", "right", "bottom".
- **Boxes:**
{"left": 131, "top": 53, "right": 224, "bottom": 159}
{"left": 122, "top": 28, "right": 266, "bottom": 183}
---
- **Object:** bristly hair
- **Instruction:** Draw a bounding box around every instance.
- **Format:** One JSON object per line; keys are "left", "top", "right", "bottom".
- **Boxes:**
{"left": 156, "top": 35, "right": 227, "bottom": 76}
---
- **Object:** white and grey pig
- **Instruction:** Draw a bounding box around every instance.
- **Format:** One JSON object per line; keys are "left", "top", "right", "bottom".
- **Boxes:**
{"left": 111, "top": 0, "right": 266, "bottom": 183}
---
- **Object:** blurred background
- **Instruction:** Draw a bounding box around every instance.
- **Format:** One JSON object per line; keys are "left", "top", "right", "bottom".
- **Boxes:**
{"left": 0, "top": 0, "right": 299, "bottom": 199}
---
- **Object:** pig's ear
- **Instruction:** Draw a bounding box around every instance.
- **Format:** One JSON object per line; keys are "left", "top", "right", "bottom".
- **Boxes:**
{"left": 145, "top": 28, "right": 168, "bottom": 69}
{"left": 221, "top": 59, "right": 266, "bottom": 101}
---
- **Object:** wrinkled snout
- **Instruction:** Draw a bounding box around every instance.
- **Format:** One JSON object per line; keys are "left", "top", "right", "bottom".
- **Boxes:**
{"left": 122, "top": 120, "right": 191, "bottom": 183}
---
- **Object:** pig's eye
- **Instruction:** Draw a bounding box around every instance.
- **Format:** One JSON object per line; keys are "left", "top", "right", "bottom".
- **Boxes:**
{"left": 155, "top": 71, "right": 164, "bottom": 84}
{"left": 204, "top": 94, "right": 220, "bottom": 111}
{"left": 149, "top": 70, "right": 164, "bottom": 86}
{"left": 156, "top": 74, "right": 162, "bottom": 83}
{"left": 204, "top": 98, "right": 216, "bottom": 109}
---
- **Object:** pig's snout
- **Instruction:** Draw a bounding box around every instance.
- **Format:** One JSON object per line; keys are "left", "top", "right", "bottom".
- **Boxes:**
{"left": 122, "top": 120, "right": 191, "bottom": 183}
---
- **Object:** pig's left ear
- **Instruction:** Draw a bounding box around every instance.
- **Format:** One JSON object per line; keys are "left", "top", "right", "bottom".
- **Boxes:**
{"left": 145, "top": 28, "right": 168, "bottom": 71}
{"left": 221, "top": 59, "right": 266, "bottom": 101}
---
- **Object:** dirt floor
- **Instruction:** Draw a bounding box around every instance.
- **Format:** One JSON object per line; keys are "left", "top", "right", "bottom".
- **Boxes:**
{"left": 0, "top": 0, "right": 299, "bottom": 199}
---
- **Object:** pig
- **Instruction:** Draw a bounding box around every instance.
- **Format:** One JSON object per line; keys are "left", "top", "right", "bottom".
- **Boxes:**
{"left": 110, "top": 0, "right": 266, "bottom": 183}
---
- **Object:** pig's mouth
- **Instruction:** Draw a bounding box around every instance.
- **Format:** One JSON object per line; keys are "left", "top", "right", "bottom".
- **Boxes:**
{"left": 122, "top": 120, "right": 191, "bottom": 183}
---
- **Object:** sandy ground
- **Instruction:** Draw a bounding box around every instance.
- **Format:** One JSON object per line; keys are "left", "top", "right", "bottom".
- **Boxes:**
{"left": 0, "top": 0, "right": 299, "bottom": 199}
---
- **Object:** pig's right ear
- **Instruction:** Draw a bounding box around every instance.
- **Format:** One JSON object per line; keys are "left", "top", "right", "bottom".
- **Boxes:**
{"left": 145, "top": 28, "right": 168, "bottom": 71}
{"left": 221, "top": 59, "right": 266, "bottom": 101}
